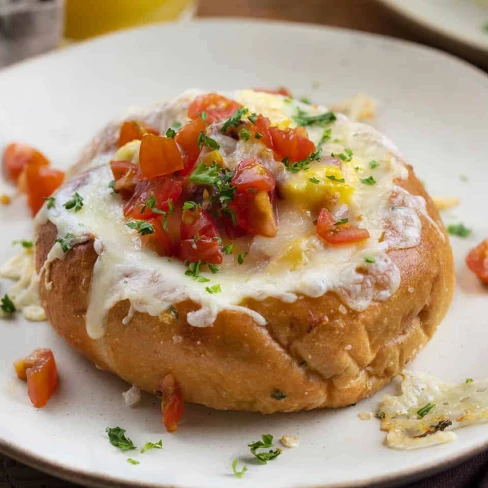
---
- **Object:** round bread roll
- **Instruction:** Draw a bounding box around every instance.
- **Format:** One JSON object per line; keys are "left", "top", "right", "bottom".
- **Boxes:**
{"left": 35, "top": 90, "right": 454, "bottom": 413}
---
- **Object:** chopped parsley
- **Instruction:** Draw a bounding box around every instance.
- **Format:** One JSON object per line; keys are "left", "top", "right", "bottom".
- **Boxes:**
{"left": 254, "top": 132, "right": 263, "bottom": 140}
{"left": 364, "top": 256, "right": 376, "bottom": 264}
{"left": 13, "top": 240, "right": 33, "bottom": 249}
{"left": 200, "top": 111, "right": 208, "bottom": 121}
{"left": 108, "top": 180, "right": 117, "bottom": 194}
{"left": 375, "top": 411, "right": 386, "bottom": 420}
{"left": 326, "top": 174, "right": 345, "bottom": 183}
{"left": 369, "top": 160, "right": 379, "bottom": 169}
{"left": 140, "top": 440, "right": 163, "bottom": 453}
{"left": 239, "top": 128, "right": 251, "bottom": 141}
{"left": 64, "top": 192, "right": 84, "bottom": 212}
{"left": 293, "top": 108, "right": 336, "bottom": 127}
{"left": 309, "top": 177, "right": 320, "bottom": 184}
{"left": 208, "top": 264, "right": 220, "bottom": 274}
{"left": 127, "top": 458, "right": 139, "bottom": 465}
{"left": 300, "top": 96, "right": 312, "bottom": 104}
{"left": 126, "top": 220, "right": 155, "bottom": 236}
{"left": 232, "top": 459, "right": 247, "bottom": 478}
{"left": 185, "top": 261, "right": 210, "bottom": 282}
{"left": 165, "top": 128, "right": 176, "bottom": 138}
{"left": 44, "top": 196, "right": 56, "bottom": 209}
{"left": 1, "top": 294, "right": 16, "bottom": 314}
{"left": 56, "top": 233, "right": 74, "bottom": 253}
{"left": 334, "top": 218, "right": 348, "bottom": 226}
{"left": 221, "top": 107, "right": 249, "bottom": 133}
{"left": 415, "top": 419, "right": 452, "bottom": 438}
{"left": 172, "top": 121, "right": 182, "bottom": 130}
{"left": 190, "top": 162, "right": 220, "bottom": 186}
{"left": 106, "top": 427, "right": 136, "bottom": 451}
{"left": 333, "top": 148, "right": 353, "bottom": 162}
{"left": 360, "top": 176, "right": 377, "bottom": 185}
{"left": 197, "top": 131, "right": 220, "bottom": 150}
{"left": 271, "top": 390, "right": 287, "bottom": 400}
{"left": 205, "top": 284, "right": 221, "bottom": 294}
{"left": 237, "top": 252, "right": 248, "bottom": 265}
{"left": 459, "top": 174, "right": 468, "bottom": 182}
{"left": 182, "top": 201, "right": 199, "bottom": 210}
{"left": 417, "top": 403, "right": 435, "bottom": 418}
{"left": 222, "top": 244, "right": 233, "bottom": 255}
{"left": 466, "top": 378, "right": 474, "bottom": 383}
{"left": 318, "top": 128, "right": 332, "bottom": 147}
{"left": 283, "top": 148, "right": 322, "bottom": 173}
{"left": 447, "top": 223, "right": 471, "bottom": 238}
{"left": 247, "top": 113, "right": 258, "bottom": 124}
{"left": 248, "top": 434, "right": 282, "bottom": 464}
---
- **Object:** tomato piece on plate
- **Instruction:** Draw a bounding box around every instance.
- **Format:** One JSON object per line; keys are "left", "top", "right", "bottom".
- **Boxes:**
{"left": 160, "top": 374, "right": 185, "bottom": 433}
{"left": 466, "top": 239, "right": 488, "bottom": 283}
{"left": 139, "top": 134, "right": 184, "bottom": 179}
{"left": 179, "top": 206, "right": 223, "bottom": 264}
{"left": 231, "top": 157, "right": 276, "bottom": 193}
{"left": 124, "top": 177, "right": 182, "bottom": 219}
{"left": 118, "top": 120, "right": 159, "bottom": 147}
{"left": 14, "top": 348, "right": 58, "bottom": 408}
{"left": 110, "top": 160, "right": 141, "bottom": 198}
{"left": 2, "top": 143, "right": 50, "bottom": 184}
{"left": 269, "top": 126, "right": 315, "bottom": 163}
{"left": 140, "top": 217, "right": 174, "bottom": 257}
{"left": 188, "top": 93, "right": 242, "bottom": 123}
{"left": 250, "top": 115, "right": 273, "bottom": 149}
{"left": 25, "top": 165, "right": 64, "bottom": 216}
{"left": 231, "top": 190, "right": 277, "bottom": 238}
{"left": 316, "top": 208, "right": 370, "bottom": 245}
{"left": 175, "top": 118, "right": 206, "bottom": 176}
{"left": 220, "top": 212, "right": 248, "bottom": 240}
{"left": 253, "top": 87, "right": 292, "bottom": 97}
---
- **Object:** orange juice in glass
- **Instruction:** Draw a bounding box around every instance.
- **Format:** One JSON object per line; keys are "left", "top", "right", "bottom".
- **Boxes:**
{"left": 64, "top": 0, "right": 196, "bottom": 40}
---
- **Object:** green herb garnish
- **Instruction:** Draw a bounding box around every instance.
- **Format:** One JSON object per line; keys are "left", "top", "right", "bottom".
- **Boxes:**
{"left": 333, "top": 148, "right": 353, "bottom": 162}
{"left": 182, "top": 201, "right": 199, "bottom": 210}
{"left": 300, "top": 96, "right": 312, "bottom": 104}
{"left": 239, "top": 128, "right": 251, "bottom": 141}
{"left": 283, "top": 148, "right": 322, "bottom": 173}
{"left": 369, "top": 160, "right": 379, "bottom": 169}
{"left": 165, "top": 128, "right": 176, "bottom": 138}
{"left": 232, "top": 459, "right": 247, "bottom": 478}
{"left": 271, "top": 390, "right": 287, "bottom": 400}
{"left": 190, "top": 162, "right": 220, "bottom": 186}
{"left": 106, "top": 427, "right": 136, "bottom": 451}
{"left": 364, "top": 256, "right": 376, "bottom": 263}
{"left": 247, "top": 113, "right": 258, "bottom": 124}
{"left": 317, "top": 128, "right": 332, "bottom": 147}
{"left": 172, "top": 121, "right": 182, "bottom": 130}
{"left": 44, "top": 196, "right": 56, "bottom": 209}
{"left": 205, "top": 284, "right": 221, "bottom": 294}
{"left": 64, "top": 192, "right": 84, "bottom": 212}
{"left": 417, "top": 403, "right": 435, "bottom": 418}
{"left": 334, "top": 218, "right": 348, "bottom": 226}
{"left": 222, "top": 244, "right": 233, "bottom": 255}
{"left": 185, "top": 261, "right": 210, "bottom": 282}
{"left": 466, "top": 378, "right": 474, "bottom": 383}
{"left": 293, "top": 108, "right": 336, "bottom": 127}
{"left": 447, "top": 223, "right": 471, "bottom": 238}
{"left": 221, "top": 107, "right": 249, "bottom": 133}
{"left": 248, "top": 434, "right": 282, "bottom": 464}
{"left": 126, "top": 220, "right": 155, "bottom": 236}
{"left": 140, "top": 440, "right": 163, "bottom": 453}
{"left": 309, "top": 177, "right": 320, "bottom": 184}
{"left": 375, "top": 411, "right": 386, "bottom": 420}
{"left": 360, "top": 176, "right": 376, "bottom": 185}
{"left": 326, "top": 175, "right": 345, "bottom": 183}
{"left": 197, "top": 131, "right": 220, "bottom": 150}
{"left": 237, "top": 252, "right": 248, "bottom": 265}
{"left": 1, "top": 295, "right": 16, "bottom": 314}
{"left": 56, "top": 233, "right": 74, "bottom": 253}
{"left": 127, "top": 458, "right": 139, "bottom": 465}
{"left": 200, "top": 111, "right": 208, "bottom": 121}
{"left": 13, "top": 240, "right": 33, "bottom": 249}
{"left": 108, "top": 180, "right": 117, "bottom": 194}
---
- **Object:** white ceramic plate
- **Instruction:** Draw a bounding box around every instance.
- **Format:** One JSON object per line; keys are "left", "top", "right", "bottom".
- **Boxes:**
{"left": 0, "top": 19, "right": 488, "bottom": 488}
{"left": 378, "top": 0, "right": 488, "bottom": 67}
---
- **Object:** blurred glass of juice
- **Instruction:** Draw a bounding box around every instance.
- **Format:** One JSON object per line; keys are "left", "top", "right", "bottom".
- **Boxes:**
{"left": 64, "top": 0, "right": 197, "bottom": 40}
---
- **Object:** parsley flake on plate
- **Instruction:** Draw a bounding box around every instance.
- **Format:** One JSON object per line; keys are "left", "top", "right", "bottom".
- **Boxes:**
{"left": 140, "top": 439, "right": 163, "bottom": 453}
{"left": 182, "top": 201, "right": 199, "bottom": 210}
{"left": 326, "top": 175, "right": 345, "bottom": 183}
{"left": 12, "top": 239, "right": 33, "bottom": 249}
{"left": 208, "top": 264, "right": 220, "bottom": 274}
{"left": 197, "top": 131, "right": 220, "bottom": 150}
{"left": 364, "top": 256, "right": 376, "bottom": 264}
{"left": 417, "top": 403, "right": 435, "bottom": 418}
{"left": 332, "top": 148, "right": 353, "bottom": 162}
{"left": 283, "top": 148, "right": 322, "bottom": 173}
{"left": 126, "top": 220, "right": 155, "bottom": 236}
{"left": 1, "top": 294, "right": 16, "bottom": 314}
{"left": 56, "top": 233, "right": 74, "bottom": 253}
{"left": 293, "top": 108, "right": 336, "bottom": 127}
{"left": 248, "top": 434, "right": 282, "bottom": 464}
{"left": 44, "top": 196, "right": 56, "bottom": 209}
{"left": 165, "top": 128, "right": 176, "bottom": 138}
{"left": 239, "top": 128, "right": 251, "bottom": 141}
{"left": 237, "top": 252, "right": 248, "bottom": 265}
{"left": 190, "top": 162, "right": 220, "bottom": 186}
{"left": 64, "top": 192, "right": 84, "bottom": 212}
{"left": 205, "top": 284, "right": 221, "bottom": 294}
{"left": 334, "top": 218, "right": 348, "bottom": 226}
{"left": 318, "top": 128, "right": 332, "bottom": 147}
{"left": 127, "top": 458, "right": 140, "bottom": 465}
{"left": 309, "top": 177, "right": 320, "bottom": 184}
{"left": 185, "top": 261, "right": 210, "bottom": 282}
{"left": 466, "top": 378, "right": 474, "bottom": 383}
{"left": 221, "top": 107, "right": 249, "bottom": 133}
{"left": 232, "top": 459, "right": 248, "bottom": 478}
{"left": 369, "top": 160, "right": 379, "bottom": 169}
{"left": 222, "top": 244, "right": 233, "bottom": 255}
{"left": 447, "top": 223, "right": 471, "bottom": 238}
{"left": 106, "top": 427, "right": 136, "bottom": 451}
{"left": 360, "top": 176, "right": 376, "bottom": 185}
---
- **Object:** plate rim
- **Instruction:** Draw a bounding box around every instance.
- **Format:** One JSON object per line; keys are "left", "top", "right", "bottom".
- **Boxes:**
{"left": 1, "top": 17, "right": 488, "bottom": 488}
{"left": 377, "top": 0, "right": 488, "bottom": 55}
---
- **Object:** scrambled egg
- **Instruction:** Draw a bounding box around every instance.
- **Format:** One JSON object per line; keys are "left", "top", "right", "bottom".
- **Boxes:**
{"left": 377, "top": 371, "right": 488, "bottom": 450}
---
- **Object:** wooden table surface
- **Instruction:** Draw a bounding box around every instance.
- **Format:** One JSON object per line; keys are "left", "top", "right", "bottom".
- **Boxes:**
{"left": 1, "top": 1, "right": 485, "bottom": 487}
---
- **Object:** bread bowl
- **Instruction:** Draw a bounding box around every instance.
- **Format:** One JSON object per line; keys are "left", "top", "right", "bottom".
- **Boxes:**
{"left": 34, "top": 89, "right": 455, "bottom": 414}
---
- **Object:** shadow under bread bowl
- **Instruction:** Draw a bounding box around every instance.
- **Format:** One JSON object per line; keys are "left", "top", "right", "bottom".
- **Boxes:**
{"left": 34, "top": 90, "right": 454, "bottom": 414}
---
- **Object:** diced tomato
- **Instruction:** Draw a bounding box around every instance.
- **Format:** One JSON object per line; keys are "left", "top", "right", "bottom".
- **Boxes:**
{"left": 139, "top": 134, "right": 184, "bottom": 179}
{"left": 118, "top": 120, "right": 159, "bottom": 147}
{"left": 2, "top": 143, "right": 50, "bottom": 184}
{"left": 230, "top": 190, "right": 277, "bottom": 238}
{"left": 124, "top": 177, "right": 182, "bottom": 219}
{"left": 140, "top": 217, "right": 174, "bottom": 257}
{"left": 188, "top": 93, "right": 242, "bottom": 123}
{"left": 269, "top": 126, "right": 315, "bottom": 163}
{"left": 24, "top": 165, "right": 64, "bottom": 216}
{"left": 160, "top": 374, "right": 184, "bottom": 433}
{"left": 220, "top": 212, "right": 247, "bottom": 240}
{"left": 14, "top": 348, "right": 58, "bottom": 408}
{"left": 466, "top": 239, "right": 488, "bottom": 284}
{"left": 110, "top": 160, "right": 141, "bottom": 198}
{"left": 175, "top": 118, "right": 206, "bottom": 176}
{"left": 250, "top": 115, "right": 272, "bottom": 149}
{"left": 254, "top": 87, "right": 292, "bottom": 97}
{"left": 316, "top": 208, "right": 370, "bottom": 245}
{"left": 179, "top": 206, "right": 223, "bottom": 264}
{"left": 231, "top": 157, "right": 276, "bottom": 193}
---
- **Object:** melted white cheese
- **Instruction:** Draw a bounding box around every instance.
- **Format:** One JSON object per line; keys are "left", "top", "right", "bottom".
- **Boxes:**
{"left": 378, "top": 372, "right": 488, "bottom": 450}
{"left": 35, "top": 90, "right": 434, "bottom": 338}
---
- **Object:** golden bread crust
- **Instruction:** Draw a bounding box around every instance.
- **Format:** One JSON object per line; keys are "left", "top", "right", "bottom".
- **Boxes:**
{"left": 36, "top": 165, "right": 454, "bottom": 413}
